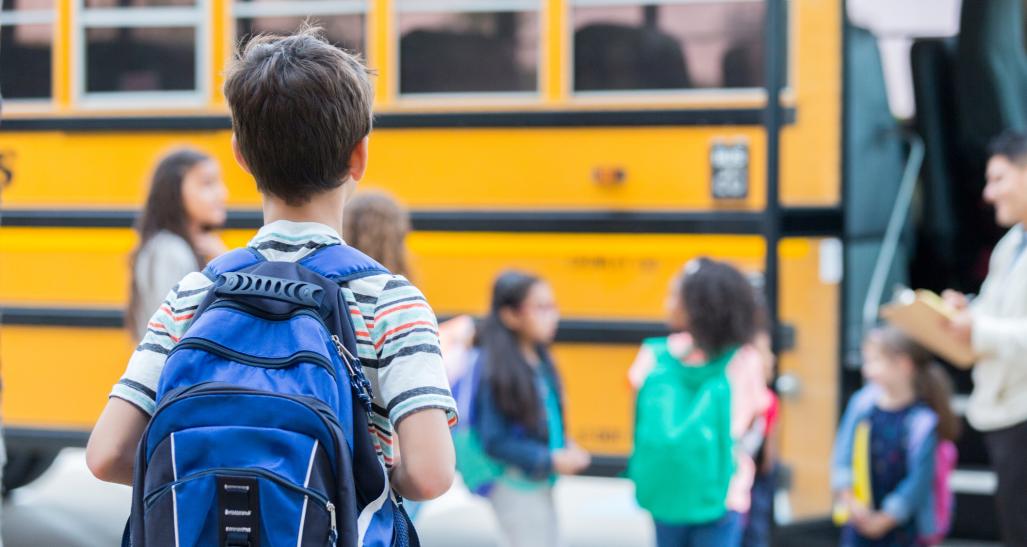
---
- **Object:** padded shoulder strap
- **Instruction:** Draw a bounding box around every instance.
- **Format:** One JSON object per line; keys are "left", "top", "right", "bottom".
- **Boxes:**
{"left": 202, "top": 247, "right": 266, "bottom": 280}
{"left": 299, "top": 243, "right": 390, "bottom": 282}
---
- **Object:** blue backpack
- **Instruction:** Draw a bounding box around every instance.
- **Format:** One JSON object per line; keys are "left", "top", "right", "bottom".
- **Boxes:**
{"left": 128, "top": 245, "right": 418, "bottom": 547}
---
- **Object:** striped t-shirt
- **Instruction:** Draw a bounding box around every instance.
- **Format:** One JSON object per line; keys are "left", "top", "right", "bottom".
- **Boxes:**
{"left": 111, "top": 220, "right": 458, "bottom": 467}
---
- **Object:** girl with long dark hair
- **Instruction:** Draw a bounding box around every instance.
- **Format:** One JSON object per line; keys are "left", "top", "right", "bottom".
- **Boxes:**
{"left": 475, "top": 270, "right": 591, "bottom": 547}
{"left": 127, "top": 148, "right": 227, "bottom": 340}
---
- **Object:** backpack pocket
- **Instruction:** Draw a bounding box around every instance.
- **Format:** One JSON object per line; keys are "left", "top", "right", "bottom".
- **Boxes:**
{"left": 137, "top": 385, "right": 356, "bottom": 546}
{"left": 160, "top": 305, "right": 345, "bottom": 409}
{"left": 144, "top": 465, "right": 337, "bottom": 547}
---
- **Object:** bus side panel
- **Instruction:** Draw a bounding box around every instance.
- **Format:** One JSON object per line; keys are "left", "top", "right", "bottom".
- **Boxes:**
{"left": 551, "top": 343, "right": 639, "bottom": 457}
{"left": 409, "top": 232, "right": 766, "bottom": 320}
{"left": 777, "top": 238, "right": 841, "bottom": 519}
{"left": 0, "top": 127, "right": 767, "bottom": 212}
{"left": 0, "top": 228, "right": 254, "bottom": 307}
{"left": 780, "top": 0, "right": 842, "bottom": 206}
{"left": 1, "top": 326, "right": 132, "bottom": 431}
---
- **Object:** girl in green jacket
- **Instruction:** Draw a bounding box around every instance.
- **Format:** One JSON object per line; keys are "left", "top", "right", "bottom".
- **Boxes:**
{"left": 628, "top": 258, "right": 758, "bottom": 547}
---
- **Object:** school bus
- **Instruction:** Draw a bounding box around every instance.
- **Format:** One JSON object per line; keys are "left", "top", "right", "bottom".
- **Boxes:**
{"left": 0, "top": 0, "right": 1010, "bottom": 539}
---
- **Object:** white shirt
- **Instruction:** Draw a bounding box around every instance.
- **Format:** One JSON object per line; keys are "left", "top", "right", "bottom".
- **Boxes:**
{"left": 969, "top": 225, "right": 1027, "bottom": 431}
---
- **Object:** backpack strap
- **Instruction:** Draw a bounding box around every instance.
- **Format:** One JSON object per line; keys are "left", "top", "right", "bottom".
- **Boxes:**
{"left": 298, "top": 243, "right": 390, "bottom": 281}
{"left": 201, "top": 247, "right": 266, "bottom": 280}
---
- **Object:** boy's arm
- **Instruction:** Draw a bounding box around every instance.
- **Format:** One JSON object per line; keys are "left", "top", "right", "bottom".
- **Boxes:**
{"left": 86, "top": 273, "right": 211, "bottom": 484}
{"left": 390, "top": 409, "right": 455, "bottom": 501}
{"left": 370, "top": 277, "right": 458, "bottom": 500}
{"left": 86, "top": 397, "right": 149, "bottom": 485}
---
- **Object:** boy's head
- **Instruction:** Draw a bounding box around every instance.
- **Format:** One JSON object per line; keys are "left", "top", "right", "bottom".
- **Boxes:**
{"left": 224, "top": 27, "right": 374, "bottom": 206}
{"left": 985, "top": 130, "right": 1027, "bottom": 227}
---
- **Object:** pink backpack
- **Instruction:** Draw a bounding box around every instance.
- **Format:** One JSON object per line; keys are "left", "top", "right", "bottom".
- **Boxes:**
{"left": 922, "top": 440, "right": 958, "bottom": 545}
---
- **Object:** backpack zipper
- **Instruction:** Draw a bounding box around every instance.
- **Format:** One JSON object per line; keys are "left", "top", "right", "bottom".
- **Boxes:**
{"left": 331, "top": 335, "right": 374, "bottom": 412}
{"left": 144, "top": 466, "right": 333, "bottom": 509}
{"left": 169, "top": 338, "right": 337, "bottom": 381}
{"left": 205, "top": 300, "right": 330, "bottom": 330}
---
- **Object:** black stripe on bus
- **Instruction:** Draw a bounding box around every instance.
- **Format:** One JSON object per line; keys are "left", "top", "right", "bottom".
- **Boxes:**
{"left": 0, "top": 108, "right": 796, "bottom": 132}
{"left": 1, "top": 207, "right": 842, "bottom": 236}
{"left": 0, "top": 307, "right": 123, "bottom": 328}
{"left": 0, "top": 306, "right": 665, "bottom": 343}
{"left": 4, "top": 427, "right": 91, "bottom": 450}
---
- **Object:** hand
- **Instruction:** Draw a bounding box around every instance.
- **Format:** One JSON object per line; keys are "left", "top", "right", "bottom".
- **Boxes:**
{"left": 836, "top": 490, "right": 868, "bottom": 522}
{"left": 942, "top": 289, "right": 969, "bottom": 311}
{"left": 193, "top": 232, "right": 227, "bottom": 263}
{"left": 552, "top": 446, "right": 591, "bottom": 475}
{"left": 947, "top": 311, "right": 974, "bottom": 347}
{"left": 853, "top": 510, "right": 897, "bottom": 539}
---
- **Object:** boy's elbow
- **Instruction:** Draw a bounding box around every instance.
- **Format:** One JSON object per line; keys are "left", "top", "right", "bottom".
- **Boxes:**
{"left": 85, "top": 435, "right": 135, "bottom": 484}
{"left": 406, "top": 464, "right": 455, "bottom": 500}
{"left": 85, "top": 444, "right": 125, "bottom": 483}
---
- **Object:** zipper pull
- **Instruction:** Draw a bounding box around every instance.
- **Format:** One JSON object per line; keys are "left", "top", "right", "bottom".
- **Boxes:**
{"left": 330, "top": 334, "right": 359, "bottom": 363}
{"left": 326, "top": 501, "right": 338, "bottom": 545}
{"left": 331, "top": 335, "right": 374, "bottom": 412}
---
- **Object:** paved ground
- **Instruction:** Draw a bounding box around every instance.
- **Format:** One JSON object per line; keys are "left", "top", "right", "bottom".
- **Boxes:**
{"left": 0, "top": 449, "right": 997, "bottom": 547}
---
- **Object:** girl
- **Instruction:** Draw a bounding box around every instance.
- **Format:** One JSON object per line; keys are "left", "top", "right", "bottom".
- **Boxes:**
{"left": 831, "top": 327, "right": 961, "bottom": 546}
{"left": 629, "top": 258, "right": 763, "bottom": 547}
{"left": 475, "top": 270, "right": 591, "bottom": 547}
{"left": 343, "top": 189, "right": 411, "bottom": 278}
{"left": 127, "top": 148, "right": 227, "bottom": 341}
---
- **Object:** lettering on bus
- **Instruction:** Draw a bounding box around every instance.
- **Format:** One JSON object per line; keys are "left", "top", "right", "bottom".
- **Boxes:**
{"left": 577, "top": 427, "right": 625, "bottom": 446}
{"left": 0, "top": 150, "right": 13, "bottom": 190}
{"left": 570, "top": 256, "right": 660, "bottom": 271}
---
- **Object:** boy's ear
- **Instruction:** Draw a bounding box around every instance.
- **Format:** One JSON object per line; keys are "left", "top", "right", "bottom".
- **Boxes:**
{"left": 231, "top": 134, "right": 251, "bottom": 175}
{"left": 347, "top": 136, "right": 369, "bottom": 183}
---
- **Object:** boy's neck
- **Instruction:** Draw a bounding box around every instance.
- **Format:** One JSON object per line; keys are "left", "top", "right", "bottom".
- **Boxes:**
{"left": 877, "top": 382, "right": 916, "bottom": 410}
{"left": 262, "top": 184, "right": 351, "bottom": 238}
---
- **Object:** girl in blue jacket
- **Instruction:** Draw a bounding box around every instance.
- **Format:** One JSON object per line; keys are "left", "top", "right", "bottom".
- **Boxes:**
{"left": 474, "top": 271, "right": 592, "bottom": 547}
{"left": 831, "top": 327, "right": 961, "bottom": 546}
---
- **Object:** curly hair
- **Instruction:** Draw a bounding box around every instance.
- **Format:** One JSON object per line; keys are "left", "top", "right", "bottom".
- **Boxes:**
{"left": 679, "top": 257, "right": 757, "bottom": 357}
{"left": 343, "top": 190, "right": 411, "bottom": 278}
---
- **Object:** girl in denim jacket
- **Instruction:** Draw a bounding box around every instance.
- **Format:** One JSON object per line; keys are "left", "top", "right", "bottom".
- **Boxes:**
{"left": 474, "top": 271, "right": 592, "bottom": 547}
{"left": 831, "top": 327, "right": 961, "bottom": 546}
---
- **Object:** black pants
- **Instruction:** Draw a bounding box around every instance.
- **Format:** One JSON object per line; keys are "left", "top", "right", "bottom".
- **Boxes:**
{"left": 985, "top": 419, "right": 1027, "bottom": 547}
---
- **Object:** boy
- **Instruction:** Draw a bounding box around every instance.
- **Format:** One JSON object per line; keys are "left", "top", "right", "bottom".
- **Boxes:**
{"left": 86, "top": 28, "right": 457, "bottom": 503}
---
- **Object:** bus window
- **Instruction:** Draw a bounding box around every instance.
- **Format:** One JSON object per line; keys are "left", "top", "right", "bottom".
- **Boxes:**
{"left": 571, "top": 0, "right": 767, "bottom": 92}
{"left": 0, "top": 0, "right": 54, "bottom": 101}
{"left": 234, "top": 0, "right": 366, "bottom": 53}
{"left": 396, "top": 0, "right": 539, "bottom": 95}
{"left": 84, "top": 0, "right": 195, "bottom": 6}
{"left": 80, "top": 0, "right": 203, "bottom": 99}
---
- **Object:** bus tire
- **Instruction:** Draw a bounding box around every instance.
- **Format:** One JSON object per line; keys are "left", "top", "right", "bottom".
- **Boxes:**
{"left": 2, "top": 448, "right": 60, "bottom": 496}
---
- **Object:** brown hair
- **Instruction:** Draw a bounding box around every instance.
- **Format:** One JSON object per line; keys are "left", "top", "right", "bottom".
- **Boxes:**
{"left": 127, "top": 148, "right": 211, "bottom": 334}
{"left": 224, "top": 26, "right": 374, "bottom": 206}
{"left": 343, "top": 190, "right": 411, "bottom": 278}
{"left": 873, "top": 326, "right": 963, "bottom": 442}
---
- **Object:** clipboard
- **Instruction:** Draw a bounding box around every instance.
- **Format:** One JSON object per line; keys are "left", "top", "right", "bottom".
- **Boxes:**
{"left": 880, "top": 288, "right": 977, "bottom": 368}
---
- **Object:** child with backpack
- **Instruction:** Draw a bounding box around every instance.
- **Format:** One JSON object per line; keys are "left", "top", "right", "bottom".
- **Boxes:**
{"left": 628, "top": 258, "right": 762, "bottom": 547}
{"left": 86, "top": 27, "right": 457, "bottom": 546}
{"left": 474, "top": 271, "right": 591, "bottom": 547}
{"left": 831, "top": 327, "right": 960, "bottom": 546}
